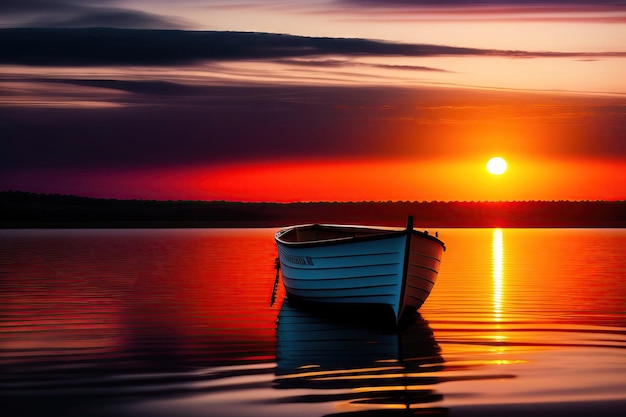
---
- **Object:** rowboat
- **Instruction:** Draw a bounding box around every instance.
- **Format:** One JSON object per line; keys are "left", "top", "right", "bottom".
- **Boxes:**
{"left": 274, "top": 216, "right": 445, "bottom": 324}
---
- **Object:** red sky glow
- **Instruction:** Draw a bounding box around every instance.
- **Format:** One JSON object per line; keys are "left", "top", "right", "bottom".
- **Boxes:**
{"left": 0, "top": 0, "right": 624, "bottom": 202}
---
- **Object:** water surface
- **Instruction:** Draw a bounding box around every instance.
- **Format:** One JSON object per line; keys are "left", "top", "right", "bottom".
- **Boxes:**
{"left": 1, "top": 228, "right": 624, "bottom": 416}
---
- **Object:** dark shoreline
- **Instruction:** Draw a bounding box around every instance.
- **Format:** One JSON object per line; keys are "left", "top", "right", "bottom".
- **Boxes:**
{"left": 1, "top": 191, "right": 625, "bottom": 228}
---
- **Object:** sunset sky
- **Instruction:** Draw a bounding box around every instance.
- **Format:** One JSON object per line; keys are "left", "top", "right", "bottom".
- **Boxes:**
{"left": 1, "top": 0, "right": 625, "bottom": 202}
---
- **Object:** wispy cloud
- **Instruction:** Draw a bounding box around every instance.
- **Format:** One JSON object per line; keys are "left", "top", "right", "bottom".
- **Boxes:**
{"left": 335, "top": 0, "right": 626, "bottom": 23}
{"left": 340, "top": 0, "right": 626, "bottom": 9}
{"left": 0, "top": 0, "right": 188, "bottom": 29}
{"left": 276, "top": 58, "right": 452, "bottom": 73}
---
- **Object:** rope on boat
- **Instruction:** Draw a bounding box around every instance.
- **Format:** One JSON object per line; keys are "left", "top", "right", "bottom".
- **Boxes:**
{"left": 270, "top": 257, "right": 281, "bottom": 307}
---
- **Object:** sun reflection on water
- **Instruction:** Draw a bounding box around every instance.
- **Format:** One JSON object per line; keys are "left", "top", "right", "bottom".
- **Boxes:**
{"left": 492, "top": 228, "right": 504, "bottom": 322}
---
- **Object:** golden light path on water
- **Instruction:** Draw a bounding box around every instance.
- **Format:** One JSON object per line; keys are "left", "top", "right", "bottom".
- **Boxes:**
{"left": 492, "top": 228, "right": 503, "bottom": 322}
{"left": 491, "top": 228, "right": 507, "bottom": 349}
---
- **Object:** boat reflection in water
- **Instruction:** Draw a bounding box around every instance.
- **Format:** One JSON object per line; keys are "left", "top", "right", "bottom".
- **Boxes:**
{"left": 274, "top": 300, "right": 446, "bottom": 416}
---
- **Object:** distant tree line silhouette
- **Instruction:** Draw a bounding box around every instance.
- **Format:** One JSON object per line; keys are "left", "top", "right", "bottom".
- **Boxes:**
{"left": 1, "top": 191, "right": 624, "bottom": 228}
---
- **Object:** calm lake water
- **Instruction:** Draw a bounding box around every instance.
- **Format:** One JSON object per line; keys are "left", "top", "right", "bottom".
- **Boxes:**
{"left": 1, "top": 228, "right": 625, "bottom": 416}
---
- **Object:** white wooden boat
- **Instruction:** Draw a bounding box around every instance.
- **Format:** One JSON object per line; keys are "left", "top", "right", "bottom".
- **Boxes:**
{"left": 274, "top": 216, "right": 445, "bottom": 324}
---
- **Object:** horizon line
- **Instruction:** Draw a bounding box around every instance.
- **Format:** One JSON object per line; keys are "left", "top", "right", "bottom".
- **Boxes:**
{"left": 1, "top": 190, "right": 624, "bottom": 205}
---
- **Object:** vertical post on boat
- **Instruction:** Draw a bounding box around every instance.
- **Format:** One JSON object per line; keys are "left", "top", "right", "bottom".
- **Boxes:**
{"left": 405, "top": 215, "right": 414, "bottom": 232}
{"left": 397, "top": 216, "right": 414, "bottom": 324}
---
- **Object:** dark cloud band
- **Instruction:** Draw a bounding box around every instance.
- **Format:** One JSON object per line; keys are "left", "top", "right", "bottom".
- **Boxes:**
{"left": 1, "top": 28, "right": 623, "bottom": 66}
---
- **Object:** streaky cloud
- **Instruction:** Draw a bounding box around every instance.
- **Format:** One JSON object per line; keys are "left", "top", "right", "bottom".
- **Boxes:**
{"left": 276, "top": 58, "right": 452, "bottom": 73}
{"left": 338, "top": 0, "right": 626, "bottom": 22}
{"left": 1, "top": 28, "right": 624, "bottom": 66}
{"left": 28, "top": 9, "right": 186, "bottom": 30}
{"left": 0, "top": 0, "right": 87, "bottom": 14}
{"left": 0, "top": 0, "right": 187, "bottom": 30}
{"left": 341, "top": 0, "right": 626, "bottom": 7}
{"left": 28, "top": 78, "right": 204, "bottom": 95}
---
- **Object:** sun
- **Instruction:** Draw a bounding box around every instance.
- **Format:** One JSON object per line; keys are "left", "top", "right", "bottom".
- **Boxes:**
{"left": 486, "top": 157, "right": 507, "bottom": 175}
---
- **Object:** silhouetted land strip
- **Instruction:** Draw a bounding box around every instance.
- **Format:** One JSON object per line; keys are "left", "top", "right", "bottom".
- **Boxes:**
{"left": 1, "top": 191, "right": 624, "bottom": 228}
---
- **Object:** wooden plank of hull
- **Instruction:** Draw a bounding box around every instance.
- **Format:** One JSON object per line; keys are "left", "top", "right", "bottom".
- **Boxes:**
{"left": 399, "top": 232, "right": 444, "bottom": 316}
{"left": 280, "top": 262, "right": 401, "bottom": 280}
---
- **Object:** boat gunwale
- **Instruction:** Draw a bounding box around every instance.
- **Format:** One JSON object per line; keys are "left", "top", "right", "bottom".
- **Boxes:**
{"left": 275, "top": 223, "right": 445, "bottom": 249}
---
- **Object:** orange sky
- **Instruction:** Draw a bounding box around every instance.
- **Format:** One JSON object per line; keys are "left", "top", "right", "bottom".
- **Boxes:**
{"left": 81, "top": 156, "right": 622, "bottom": 202}
{"left": 0, "top": 1, "right": 624, "bottom": 202}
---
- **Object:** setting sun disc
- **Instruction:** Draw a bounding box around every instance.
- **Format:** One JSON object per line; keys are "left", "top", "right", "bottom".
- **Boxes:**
{"left": 486, "top": 157, "right": 507, "bottom": 175}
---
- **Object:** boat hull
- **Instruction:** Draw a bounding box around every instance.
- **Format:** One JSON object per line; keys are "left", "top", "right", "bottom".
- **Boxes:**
{"left": 275, "top": 222, "right": 444, "bottom": 323}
